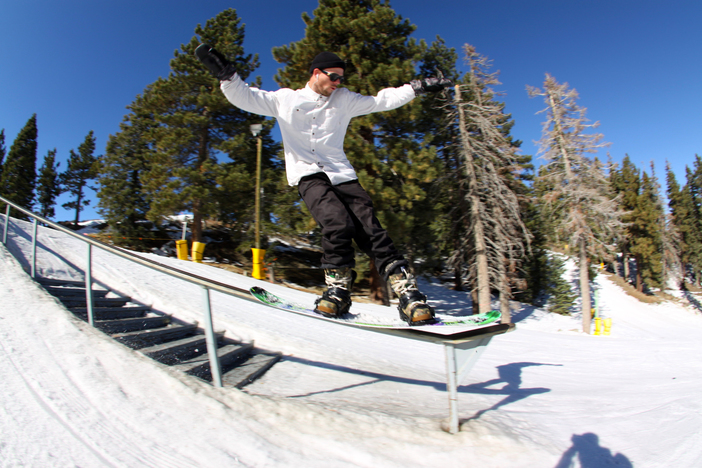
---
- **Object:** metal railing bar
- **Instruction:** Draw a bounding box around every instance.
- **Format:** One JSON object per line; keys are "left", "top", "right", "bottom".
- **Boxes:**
{"left": 86, "top": 243, "right": 95, "bottom": 326}
{"left": 2, "top": 204, "right": 9, "bottom": 245}
{"left": 31, "top": 218, "right": 38, "bottom": 278}
{"left": 201, "top": 286, "right": 223, "bottom": 387}
{"left": 0, "top": 195, "right": 254, "bottom": 303}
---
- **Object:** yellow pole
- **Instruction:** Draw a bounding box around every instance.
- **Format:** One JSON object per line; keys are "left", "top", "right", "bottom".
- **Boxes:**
{"left": 255, "top": 132, "right": 262, "bottom": 251}
{"left": 250, "top": 124, "right": 266, "bottom": 280}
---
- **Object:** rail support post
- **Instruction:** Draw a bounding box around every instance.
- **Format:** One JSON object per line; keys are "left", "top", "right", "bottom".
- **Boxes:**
{"left": 443, "top": 335, "right": 494, "bottom": 434}
{"left": 201, "top": 286, "right": 223, "bottom": 387}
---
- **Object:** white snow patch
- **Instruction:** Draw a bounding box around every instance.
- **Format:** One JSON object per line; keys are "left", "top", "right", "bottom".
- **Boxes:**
{"left": 1, "top": 216, "right": 701, "bottom": 467}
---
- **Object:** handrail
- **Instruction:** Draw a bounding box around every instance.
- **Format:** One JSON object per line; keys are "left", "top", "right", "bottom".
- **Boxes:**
{"left": 0, "top": 196, "right": 253, "bottom": 300}
{"left": 0, "top": 195, "right": 260, "bottom": 387}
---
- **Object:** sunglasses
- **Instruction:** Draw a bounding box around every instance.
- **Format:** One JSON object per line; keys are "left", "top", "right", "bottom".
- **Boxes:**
{"left": 319, "top": 69, "right": 345, "bottom": 83}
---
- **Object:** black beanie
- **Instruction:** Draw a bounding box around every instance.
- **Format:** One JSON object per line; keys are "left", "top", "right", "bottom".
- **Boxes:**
{"left": 309, "top": 52, "right": 346, "bottom": 74}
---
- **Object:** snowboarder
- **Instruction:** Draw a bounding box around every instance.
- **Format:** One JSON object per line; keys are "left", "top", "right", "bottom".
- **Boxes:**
{"left": 196, "top": 45, "right": 452, "bottom": 325}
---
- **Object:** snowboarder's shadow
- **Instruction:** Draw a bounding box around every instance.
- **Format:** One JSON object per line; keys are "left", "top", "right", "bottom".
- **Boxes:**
{"left": 555, "top": 433, "right": 632, "bottom": 468}
{"left": 460, "top": 362, "right": 559, "bottom": 422}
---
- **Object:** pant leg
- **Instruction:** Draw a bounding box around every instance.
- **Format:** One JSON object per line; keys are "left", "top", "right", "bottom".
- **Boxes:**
{"left": 333, "top": 180, "right": 405, "bottom": 276}
{"left": 298, "top": 173, "right": 356, "bottom": 269}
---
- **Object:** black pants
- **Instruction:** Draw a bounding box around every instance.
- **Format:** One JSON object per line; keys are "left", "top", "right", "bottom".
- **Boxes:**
{"left": 298, "top": 173, "right": 405, "bottom": 276}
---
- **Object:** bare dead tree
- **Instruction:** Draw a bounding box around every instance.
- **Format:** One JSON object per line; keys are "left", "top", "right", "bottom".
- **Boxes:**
{"left": 449, "top": 44, "right": 530, "bottom": 320}
{"left": 528, "top": 74, "right": 625, "bottom": 333}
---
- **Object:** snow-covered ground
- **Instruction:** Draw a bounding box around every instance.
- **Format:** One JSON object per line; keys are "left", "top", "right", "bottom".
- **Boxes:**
{"left": 2, "top": 218, "right": 701, "bottom": 467}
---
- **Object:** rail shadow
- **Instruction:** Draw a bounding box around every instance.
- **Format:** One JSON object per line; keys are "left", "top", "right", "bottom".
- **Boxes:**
{"left": 459, "top": 362, "right": 560, "bottom": 423}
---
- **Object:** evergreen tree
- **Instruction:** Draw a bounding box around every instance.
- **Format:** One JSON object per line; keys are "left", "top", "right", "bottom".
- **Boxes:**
{"left": 36, "top": 149, "right": 63, "bottom": 220}
{"left": 609, "top": 155, "right": 640, "bottom": 281}
{"left": 545, "top": 255, "right": 577, "bottom": 315}
{"left": 97, "top": 109, "right": 154, "bottom": 246}
{"left": 0, "top": 115, "right": 38, "bottom": 218}
{"left": 61, "top": 131, "right": 98, "bottom": 225}
{"left": 676, "top": 156, "right": 702, "bottom": 286}
{"left": 411, "top": 37, "right": 460, "bottom": 279}
{"left": 272, "top": 0, "right": 447, "bottom": 302}
{"left": 629, "top": 169, "right": 664, "bottom": 291}
{"left": 666, "top": 162, "right": 688, "bottom": 281}
{"left": 117, "top": 9, "right": 280, "bottom": 244}
{"left": 528, "top": 75, "right": 624, "bottom": 333}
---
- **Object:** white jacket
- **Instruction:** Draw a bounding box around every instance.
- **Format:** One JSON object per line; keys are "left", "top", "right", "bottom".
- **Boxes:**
{"left": 221, "top": 74, "right": 416, "bottom": 186}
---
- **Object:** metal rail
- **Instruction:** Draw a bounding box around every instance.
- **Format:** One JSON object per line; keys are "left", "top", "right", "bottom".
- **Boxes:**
{"left": 0, "top": 195, "right": 513, "bottom": 432}
{"left": 0, "top": 195, "right": 257, "bottom": 387}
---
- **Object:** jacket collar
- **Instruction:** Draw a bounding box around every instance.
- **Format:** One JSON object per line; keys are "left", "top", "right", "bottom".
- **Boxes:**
{"left": 302, "top": 83, "right": 330, "bottom": 101}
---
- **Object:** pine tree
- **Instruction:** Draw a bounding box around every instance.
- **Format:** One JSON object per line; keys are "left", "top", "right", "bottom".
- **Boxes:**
{"left": 114, "top": 9, "right": 281, "bottom": 245}
{"left": 675, "top": 156, "right": 702, "bottom": 286}
{"left": 36, "top": 149, "right": 63, "bottom": 220}
{"left": 609, "top": 155, "right": 640, "bottom": 281}
{"left": 0, "top": 115, "right": 38, "bottom": 218}
{"left": 410, "top": 37, "right": 460, "bottom": 279}
{"left": 629, "top": 169, "right": 664, "bottom": 291}
{"left": 545, "top": 255, "right": 577, "bottom": 315}
{"left": 61, "top": 131, "right": 98, "bottom": 225}
{"left": 97, "top": 109, "right": 154, "bottom": 246}
{"left": 666, "top": 162, "right": 688, "bottom": 281}
{"left": 528, "top": 75, "right": 624, "bottom": 333}
{"left": 446, "top": 44, "right": 530, "bottom": 318}
{"left": 272, "top": 0, "right": 446, "bottom": 302}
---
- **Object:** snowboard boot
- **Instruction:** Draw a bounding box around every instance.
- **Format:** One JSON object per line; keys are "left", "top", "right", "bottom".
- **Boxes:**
{"left": 388, "top": 266, "right": 435, "bottom": 326}
{"left": 314, "top": 268, "right": 357, "bottom": 318}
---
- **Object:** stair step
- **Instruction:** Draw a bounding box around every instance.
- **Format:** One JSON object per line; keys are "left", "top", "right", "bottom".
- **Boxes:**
{"left": 175, "top": 342, "right": 254, "bottom": 380}
{"left": 37, "top": 278, "right": 87, "bottom": 287}
{"left": 113, "top": 323, "right": 199, "bottom": 349}
{"left": 44, "top": 286, "right": 110, "bottom": 298}
{"left": 139, "top": 333, "right": 224, "bottom": 365}
{"left": 223, "top": 353, "right": 282, "bottom": 389}
{"left": 73, "top": 306, "right": 149, "bottom": 320}
{"left": 39, "top": 278, "right": 281, "bottom": 387}
{"left": 60, "top": 296, "right": 131, "bottom": 308}
{"left": 94, "top": 315, "right": 170, "bottom": 334}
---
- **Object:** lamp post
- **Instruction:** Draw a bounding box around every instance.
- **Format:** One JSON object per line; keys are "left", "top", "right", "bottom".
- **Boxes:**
{"left": 250, "top": 123, "right": 265, "bottom": 279}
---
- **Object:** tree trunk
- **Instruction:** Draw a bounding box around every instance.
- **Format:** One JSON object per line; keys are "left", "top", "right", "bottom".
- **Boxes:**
{"left": 192, "top": 199, "right": 203, "bottom": 243}
{"left": 474, "top": 210, "right": 491, "bottom": 313}
{"left": 73, "top": 193, "right": 82, "bottom": 226}
{"left": 635, "top": 255, "right": 643, "bottom": 291}
{"left": 455, "top": 85, "right": 491, "bottom": 315}
{"left": 622, "top": 245, "right": 630, "bottom": 282}
{"left": 453, "top": 265, "right": 463, "bottom": 291}
{"left": 580, "top": 240, "right": 591, "bottom": 334}
{"left": 500, "top": 282, "right": 511, "bottom": 324}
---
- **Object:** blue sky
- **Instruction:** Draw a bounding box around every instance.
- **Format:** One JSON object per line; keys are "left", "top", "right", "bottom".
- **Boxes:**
{"left": 1, "top": 0, "right": 700, "bottom": 221}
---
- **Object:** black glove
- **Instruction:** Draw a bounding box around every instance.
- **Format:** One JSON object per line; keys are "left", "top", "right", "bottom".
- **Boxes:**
{"left": 195, "top": 44, "right": 236, "bottom": 81}
{"left": 410, "top": 77, "right": 453, "bottom": 95}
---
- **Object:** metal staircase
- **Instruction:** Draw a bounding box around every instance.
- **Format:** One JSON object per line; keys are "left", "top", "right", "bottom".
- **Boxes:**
{"left": 37, "top": 277, "right": 281, "bottom": 389}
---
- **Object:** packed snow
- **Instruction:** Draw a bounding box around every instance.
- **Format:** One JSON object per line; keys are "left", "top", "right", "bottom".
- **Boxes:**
{"left": 2, "top": 217, "right": 701, "bottom": 467}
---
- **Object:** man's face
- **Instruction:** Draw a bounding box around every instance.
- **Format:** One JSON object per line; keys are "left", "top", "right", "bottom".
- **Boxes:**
{"left": 310, "top": 67, "right": 344, "bottom": 97}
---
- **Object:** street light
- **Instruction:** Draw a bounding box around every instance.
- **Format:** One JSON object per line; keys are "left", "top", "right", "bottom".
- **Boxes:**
{"left": 250, "top": 124, "right": 265, "bottom": 280}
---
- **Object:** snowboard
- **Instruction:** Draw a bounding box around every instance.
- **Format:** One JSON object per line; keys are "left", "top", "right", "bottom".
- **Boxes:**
{"left": 249, "top": 286, "right": 501, "bottom": 333}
